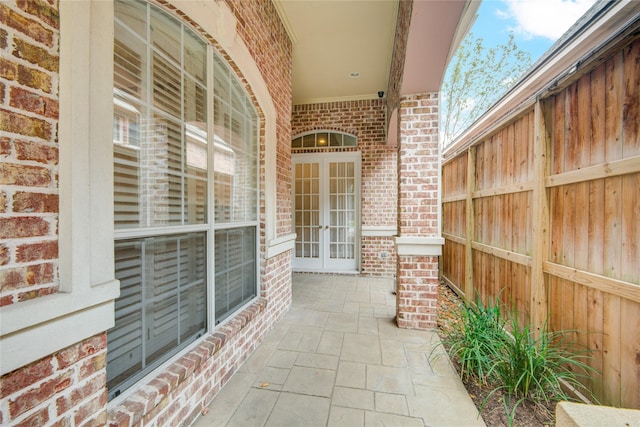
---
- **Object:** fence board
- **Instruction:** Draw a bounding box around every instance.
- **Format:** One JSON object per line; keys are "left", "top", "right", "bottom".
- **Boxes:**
{"left": 587, "top": 286, "right": 604, "bottom": 399}
{"left": 590, "top": 63, "right": 606, "bottom": 166}
{"left": 441, "top": 35, "right": 640, "bottom": 409}
{"left": 552, "top": 94, "right": 565, "bottom": 175}
{"left": 602, "top": 293, "right": 622, "bottom": 406}
{"left": 622, "top": 40, "right": 640, "bottom": 157}
{"left": 605, "top": 51, "right": 623, "bottom": 162}
{"left": 620, "top": 298, "right": 640, "bottom": 409}
{"left": 621, "top": 173, "right": 639, "bottom": 285}
{"left": 577, "top": 74, "right": 592, "bottom": 169}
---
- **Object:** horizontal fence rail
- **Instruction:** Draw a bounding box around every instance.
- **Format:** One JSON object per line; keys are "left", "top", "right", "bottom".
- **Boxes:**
{"left": 441, "top": 30, "right": 640, "bottom": 409}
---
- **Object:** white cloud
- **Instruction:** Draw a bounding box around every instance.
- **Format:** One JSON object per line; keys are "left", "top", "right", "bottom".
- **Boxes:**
{"left": 499, "top": 0, "right": 597, "bottom": 40}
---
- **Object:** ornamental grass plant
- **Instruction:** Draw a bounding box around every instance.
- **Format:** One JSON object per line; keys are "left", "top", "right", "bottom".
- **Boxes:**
{"left": 438, "top": 295, "right": 508, "bottom": 385}
{"left": 485, "top": 315, "right": 598, "bottom": 422}
{"left": 434, "top": 290, "right": 597, "bottom": 426}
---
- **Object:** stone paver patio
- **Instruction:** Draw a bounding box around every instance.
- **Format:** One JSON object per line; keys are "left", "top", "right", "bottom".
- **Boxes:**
{"left": 193, "top": 273, "right": 484, "bottom": 427}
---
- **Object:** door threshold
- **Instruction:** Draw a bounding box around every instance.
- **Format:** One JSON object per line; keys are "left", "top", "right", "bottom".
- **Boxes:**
{"left": 293, "top": 270, "right": 360, "bottom": 275}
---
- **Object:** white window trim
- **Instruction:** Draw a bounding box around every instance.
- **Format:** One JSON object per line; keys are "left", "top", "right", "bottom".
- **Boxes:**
{"left": 0, "top": 1, "right": 119, "bottom": 375}
{"left": 0, "top": 0, "right": 288, "bottom": 376}
{"left": 172, "top": 2, "right": 283, "bottom": 257}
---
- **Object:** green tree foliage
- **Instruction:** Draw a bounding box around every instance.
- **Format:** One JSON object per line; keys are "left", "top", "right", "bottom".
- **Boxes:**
{"left": 441, "top": 33, "right": 533, "bottom": 146}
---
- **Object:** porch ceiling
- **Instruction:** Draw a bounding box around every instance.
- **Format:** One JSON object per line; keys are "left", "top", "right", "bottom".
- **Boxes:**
{"left": 273, "top": 0, "right": 478, "bottom": 105}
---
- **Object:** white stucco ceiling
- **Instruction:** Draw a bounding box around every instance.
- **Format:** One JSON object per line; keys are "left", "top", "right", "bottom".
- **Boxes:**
{"left": 274, "top": 0, "right": 478, "bottom": 106}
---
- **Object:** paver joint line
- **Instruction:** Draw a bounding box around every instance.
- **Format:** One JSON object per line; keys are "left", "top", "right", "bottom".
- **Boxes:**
{"left": 192, "top": 274, "right": 484, "bottom": 427}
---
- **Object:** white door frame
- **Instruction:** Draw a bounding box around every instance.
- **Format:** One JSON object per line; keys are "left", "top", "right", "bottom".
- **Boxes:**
{"left": 292, "top": 152, "right": 361, "bottom": 273}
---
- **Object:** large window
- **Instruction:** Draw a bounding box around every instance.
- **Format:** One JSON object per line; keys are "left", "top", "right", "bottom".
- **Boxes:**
{"left": 108, "top": 0, "right": 259, "bottom": 399}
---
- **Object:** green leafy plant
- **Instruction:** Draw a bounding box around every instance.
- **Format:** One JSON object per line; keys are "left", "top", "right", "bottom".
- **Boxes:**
{"left": 434, "top": 289, "right": 598, "bottom": 426}
{"left": 438, "top": 295, "right": 508, "bottom": 385}
{"left": 485, "top": 315, "right": 597, "bottom": 421}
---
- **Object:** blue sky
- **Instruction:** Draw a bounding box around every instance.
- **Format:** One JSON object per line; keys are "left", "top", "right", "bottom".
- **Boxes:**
{"left": 470, "top": 0, "right": 597, "bottom": 61}
{"left": 440, "top": 0, "right": 597, "bottom": 144}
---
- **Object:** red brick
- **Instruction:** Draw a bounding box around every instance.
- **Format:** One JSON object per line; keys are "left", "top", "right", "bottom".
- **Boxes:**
{"left": 14, "top": 140, "right": 58, "bottom": 164}
{"left": 17, "top": 63, "right": 53, "bottom": 93}
{"left": 15, "top": 240, "right": 57, "bottom": 262}
{"left": 0, "top": 243, "right": 9, "bottom": 265}
{"left": 12, "top": 38, "right": 59, "bottom": 72}
{"left": 0, "top": 109, "right": 53, "bottom": 140}
{"left": 0, "top": 294, "right": 14, "bottom": 306}
{"left": 1, "top": 356, "right": 54, "bottom": 398}
{"left": 0, "top": 137, "right": 10, "bottom": 155}
{"left": 106, "top": 409, "right": 132, "bottom": 427}
{"left": 51, "top": 416, "right": 72, "bottom": 427}
{"left": 17, "top": 285, "right": 57, "bottom": 301}
{"left": 2, "top": 264, "right": 41, "bottom": 288}
{"left": 57, "top": 372, "right": 106, "bottom": 415}
{"left": 0, "top": 263, "right": 55, "bottom": 290}
{"left": 81, "top": 410, "right": 108, "bottom": 427}
{"left": 0, "top": 217, "right": 50, "bottom": 238}
{"left": 0, "top": 57, "right": 18, "bottom": 80}
{"left": 0, "top": 4, "right": 54, "bottom": 47}
{"left": 16, "top": 0, "right": 59, "bottom": 30}
{"left": 73, "top": 392, "right": 107, "bottom": 426}
{"left": 10, "top": 87, "right": 59, "bottom": 119}
{"left": 13, "top": 406, "right": 49, "bottom": 427}
{"left": 55, "top": 334, "right": 107, "bottom": 370}
{"left": 0, "top": 162, "right": 51, "bottom": 186}
{"left": 9, "top": 371, "right": 72, "bottom": 418}
{"left": 12, "top": 191, "right": 58, "bottom": 213}
{"left": 0, "top": 28, "right": 7, "bottom": 49}
{"left": 78, "top": 354, "right": 106, "bottom": 380}
{"left": 0, "top": 190, "right": 6, "bottom": 213}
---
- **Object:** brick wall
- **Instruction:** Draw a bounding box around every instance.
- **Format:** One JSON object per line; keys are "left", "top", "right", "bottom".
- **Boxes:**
{"left": 396, "top": 93, "right": 440, "bottom": 329}
{"left": 291, "top": 99, "right": 397, "bottom": 277}
{"left": 1, "top": 334, "right": 108, "bottom": 426}
{"left": 225, "top": 0, "right": 293, "bottom": 238}
{"left": 0, "top": 0, "right": 60, "bottom": 308}
{"left": 1, "top": 0, "right": 293, "bottom": 425}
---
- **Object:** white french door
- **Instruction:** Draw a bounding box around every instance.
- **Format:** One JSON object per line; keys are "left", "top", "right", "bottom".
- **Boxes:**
{"left": 292, "top": 152, "right": 361, "bottom": 272}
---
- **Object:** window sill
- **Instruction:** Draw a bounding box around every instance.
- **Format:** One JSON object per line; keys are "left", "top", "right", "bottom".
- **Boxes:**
{"left": 0, "top": 279, "right": 120, "bottom": 375}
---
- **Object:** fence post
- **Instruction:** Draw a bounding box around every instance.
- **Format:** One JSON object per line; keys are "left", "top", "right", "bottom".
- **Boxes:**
{"left": 465, "top": 146, "right": 476, "bottom": 301}
{"left": 531, "top": 98, "right": 551, "bottom": 336}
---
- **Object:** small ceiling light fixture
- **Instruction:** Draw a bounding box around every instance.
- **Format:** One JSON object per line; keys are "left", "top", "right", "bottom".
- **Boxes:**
{"left": 349, "top": 72, "right": 360, "bottom": 78}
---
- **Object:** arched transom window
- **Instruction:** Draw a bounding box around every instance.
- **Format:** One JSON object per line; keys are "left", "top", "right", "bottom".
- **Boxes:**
{"left": 292, "top": 130, "right": 357, "bottom": 149}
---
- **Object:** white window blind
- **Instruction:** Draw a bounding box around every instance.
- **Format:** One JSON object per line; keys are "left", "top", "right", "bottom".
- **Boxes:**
{"left": 109, "top": 0, "right": 259, "bottom": 400}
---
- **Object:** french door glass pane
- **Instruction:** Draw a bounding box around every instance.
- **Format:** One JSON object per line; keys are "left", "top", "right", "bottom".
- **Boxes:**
{"left": 329, "top": 162, "right": 355, "bottom": 260}
{"left": 294, "top": 162, "right": 320, "bottom": 259}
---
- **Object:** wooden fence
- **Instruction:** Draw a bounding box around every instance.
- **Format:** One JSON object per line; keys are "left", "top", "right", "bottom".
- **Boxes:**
{"left": 441, "top": 27, "right": 640, "bottom": 408}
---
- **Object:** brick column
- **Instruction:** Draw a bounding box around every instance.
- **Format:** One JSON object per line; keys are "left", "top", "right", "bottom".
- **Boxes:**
{"left": 395, "top": 93, "right": 444, "bottom": 330}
